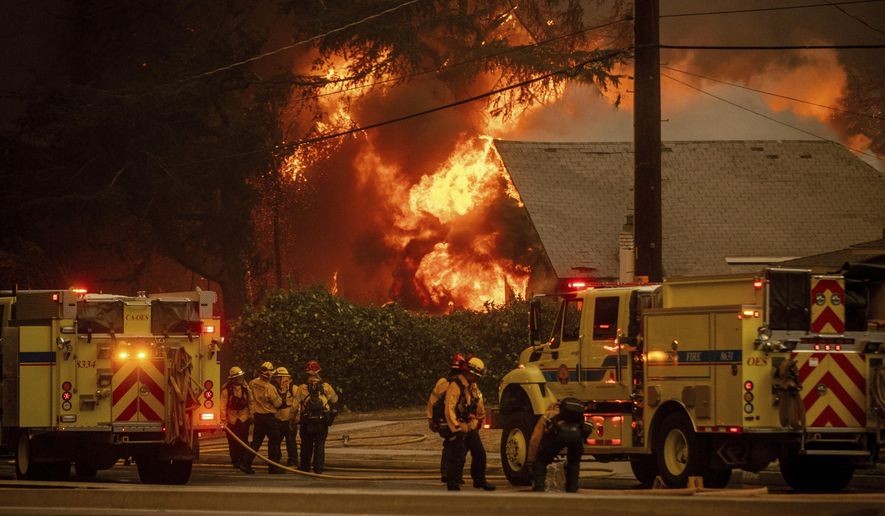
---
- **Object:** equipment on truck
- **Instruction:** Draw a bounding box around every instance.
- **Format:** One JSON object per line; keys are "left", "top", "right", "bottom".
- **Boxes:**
{"left": 494, "top": 265, "right": 885, "bottom": 491}
{"left": 0, "top": 288, "right": 223, "bottom": 484}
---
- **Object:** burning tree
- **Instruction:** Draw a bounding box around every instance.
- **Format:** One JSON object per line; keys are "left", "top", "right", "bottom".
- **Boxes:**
{"left": 1, "top": 0, "right": 631, "bottom": 320}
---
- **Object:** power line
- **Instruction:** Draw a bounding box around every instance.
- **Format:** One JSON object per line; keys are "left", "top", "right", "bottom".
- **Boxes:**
{"left": 825, "top": 0, "right": 885, "bottom": 37}
{"left": 176, "top": 50, "right": 625, "bottom": 165}
{"left": 300, "top": 17, "right": 632, "bottom": 101}
{"left": 659, "top": 43, "right": 885, "bottom": 50}
{"left": 182, "top": 0, "right": 424, "bottom": 83}
{"left": 661, "top": 65, "right": 885, "bottom": 120}
{"left": 660, "top": 72, "right": 883, "bottom": 162}
{"left": 660, "top": 0, "right": 885, "bottom": 18}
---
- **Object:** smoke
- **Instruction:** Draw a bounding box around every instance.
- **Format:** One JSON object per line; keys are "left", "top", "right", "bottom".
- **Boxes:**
{"left": 273, "top": 0, "right": 883, "bottom": 311}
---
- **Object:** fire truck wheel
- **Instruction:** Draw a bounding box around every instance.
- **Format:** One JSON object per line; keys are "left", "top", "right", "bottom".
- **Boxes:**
{"left": 629, "top": 455, "right": 657, "bottom": 488}
{"left": 164, "top": 460, "right": 193, "bottom": 485}
{"left": 654, "top": 412, "right": 704, "bottom": 487}
{"left": 780, "top": 453, "right": 854, "bottom": 492}
{"left": 500, "top": 412, "right": 538, "bottom": 486}
{"left": 14, "top": 432, "right": 37, "bottom": 480}
{"left": 136, "top": 456, "right": 163, "bottom": 484}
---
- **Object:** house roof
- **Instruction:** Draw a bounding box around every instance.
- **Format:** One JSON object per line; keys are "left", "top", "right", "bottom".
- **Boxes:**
{"left": 493, "top": 140, "right": 885, "bottom": 279}
{"left": 778, "top": 238, "right": 885, "bottom": 269}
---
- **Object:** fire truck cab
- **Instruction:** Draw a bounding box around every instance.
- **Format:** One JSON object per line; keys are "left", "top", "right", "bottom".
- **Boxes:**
{"left": 0, "top": 288, "right": 223, "bottom": 484}
{"left": 496, "top": 265, "right": 885, "bottom": 491}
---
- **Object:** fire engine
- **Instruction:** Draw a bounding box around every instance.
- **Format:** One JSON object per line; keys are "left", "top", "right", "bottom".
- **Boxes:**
{"left": 0, "top": 288, "right": 223, "bottom": 484}
{"left": 495, "top": 265, "right": 885, "bottom": 491}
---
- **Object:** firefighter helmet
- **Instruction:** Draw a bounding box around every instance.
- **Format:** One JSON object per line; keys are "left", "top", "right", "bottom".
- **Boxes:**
{"left": 228, "top": 366, "right": 246, "bottom": 379}
{"left": 305, "top": 360, "right": 322, "bottom": 375}
{"left": 274, "top": 366, "right": 290, "bottom": 377}
{"left": 260, "top": 361, "right": 275, "bottom": 374}
{"left": 450, "top": 352, "right": 467, "bottom": 372}
{"left": 466, "top": 357, "right": 485, "bottom": 377}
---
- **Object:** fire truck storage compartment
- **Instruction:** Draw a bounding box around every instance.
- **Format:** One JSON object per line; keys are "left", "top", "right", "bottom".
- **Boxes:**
{"left": 151, "top": 300, "right": 201, "bottom": 335}
{"left": 645, "top": 307, "right": 744, "bottom": 426}
{"left": 77, "top": 300, "right": 123, "bottom": 334}
{"left": 767, "top": 270, "right": 811, "bottom": 331}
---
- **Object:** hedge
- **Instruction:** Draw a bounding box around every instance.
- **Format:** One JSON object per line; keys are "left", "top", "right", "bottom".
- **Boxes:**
{"left": 228, "top": 287, "right": 539, "bottom": 411}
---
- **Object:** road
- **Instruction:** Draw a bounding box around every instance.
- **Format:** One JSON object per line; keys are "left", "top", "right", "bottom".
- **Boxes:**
{"left": 1, "top": 419, "right": 883, "bottom": 514}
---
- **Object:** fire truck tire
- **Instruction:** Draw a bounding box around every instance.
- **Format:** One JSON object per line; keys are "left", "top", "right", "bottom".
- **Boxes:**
{"left": 136, "top": 457, "right": 163, "bottom": 484}
{"left": 14, "top": 432, "right": 37, "bottom": 480}
{"left": 779, "top": 453, "right": 854, "bottom": 492}
{"left": 164, "top": 460, "right": 193, "bottom": 485}
{"left": 654, "top": 412, "right": 704, "bottom": 488}
{"left": 629, "top": 455, "right": 657, "bottom": 487}
{"left": 500, "top": 412, "right": 538, "bottom": 486}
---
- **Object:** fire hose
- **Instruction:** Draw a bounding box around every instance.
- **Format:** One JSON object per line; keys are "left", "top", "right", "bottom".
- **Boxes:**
{"left": 872, "top": 363, "right": 885, "bottom": 423}
{"left": 222, "top": 426, "right": 615, "bottom": 481}
{"left": 167, "top": 347, "right": 199, "bottom": 448}
{"left": 772, "top": 359, "right": 805, "bottom": 429}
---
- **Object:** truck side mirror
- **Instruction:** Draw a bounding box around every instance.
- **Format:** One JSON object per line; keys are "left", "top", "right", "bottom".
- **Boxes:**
{"left": 529, "top": 297, "right": 542, "bottom": 345}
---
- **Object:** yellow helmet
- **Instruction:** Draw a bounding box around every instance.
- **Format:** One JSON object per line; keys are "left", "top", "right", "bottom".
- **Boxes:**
{"left": 274, "top": 366, "right": 290, "bottom": 377}
{"left": 260, "top": 361, "right": 275, "bottom": 374}
{"left": 466, "top": 357, "right": 485, "bottom": 377}
{"left": 228, "top": 366, "right": 245, "bottom": 379}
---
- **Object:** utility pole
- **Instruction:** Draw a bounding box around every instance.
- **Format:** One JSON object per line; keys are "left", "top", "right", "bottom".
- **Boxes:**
{"left": 633, "top": 0, "right": 662, "bottom": 282}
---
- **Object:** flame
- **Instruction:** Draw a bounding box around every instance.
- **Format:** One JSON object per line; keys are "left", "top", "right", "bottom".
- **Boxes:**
{"left": 415, "top": 241, "right": 529, "bottom": 310}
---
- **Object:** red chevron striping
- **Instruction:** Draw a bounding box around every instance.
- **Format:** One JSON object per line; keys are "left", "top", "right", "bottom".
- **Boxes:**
{"left": 830, "top": 353, "right": 866, "bottom": 393}
{"left": 112, "top": 369, "right": 138, "bottom": 404}
{"left": 139, "top": 400, "right": 162, "bottom": 421}
{"left": 811, "top": 279, "right": 843, "bottom": 297}
{"left": 115, "top": 398, "right": 139, "bottom": 422}
{"left": 810, "top": 405, "right": 845, "bottom": 427}
{"left": 143, "top": 358, "right": 165, "bottom": 377}
{"left": 139, "top": 367, "right": 166, "bottom": 404}
{"left": 796, "top": 352, "right": 826, "bottom": 382}
{"left": 802, "top": 371, "right": 866, "bottom": 426}
{"left": 811, "top": 306, "right": 844, "bottom": 333}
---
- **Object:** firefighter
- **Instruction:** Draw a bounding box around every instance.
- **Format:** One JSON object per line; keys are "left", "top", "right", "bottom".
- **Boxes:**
{"left": 240, "top": 361, "right": 284, "bottom": 474}
{"left": 272, "top": 366, "right": 298, "bottom": 467}
{"left": 293, "top": 360, "right": 338, "bottom": 474}
{"left": 526, "top": 397, "right": 590, "bottom": 492}
{"left": 220, "top": 366, "right": 252, "bottom": 471}
{"left": 426, "top": 352, "right": 467, "bottom": 483}
{"left": 444, "top": 356, "right": 495, "bottom": 491}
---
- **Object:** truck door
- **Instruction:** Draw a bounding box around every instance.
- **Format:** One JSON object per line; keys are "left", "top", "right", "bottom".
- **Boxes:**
{"left": 534, "top": 297, "right": 583, "bottom": 399}
{"left": 580, "top": 293, "right": 630, "bottom": 398}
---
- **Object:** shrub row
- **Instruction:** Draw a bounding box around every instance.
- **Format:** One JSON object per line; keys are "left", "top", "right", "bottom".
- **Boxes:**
{"left": 229, "top": 287, "right": 533, "bottom": 411}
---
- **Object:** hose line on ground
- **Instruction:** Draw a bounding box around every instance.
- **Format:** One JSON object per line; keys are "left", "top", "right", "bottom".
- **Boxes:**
{"left": 222, "top": 426, "right": 614, "bottom": 481}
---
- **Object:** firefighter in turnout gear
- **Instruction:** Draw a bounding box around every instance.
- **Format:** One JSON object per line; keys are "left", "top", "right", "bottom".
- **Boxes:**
{"left": 272, "top": 367, "right": 298, "bottom": 466}
{"left": 526, "top": 398, "right": 591, "bottom": 492}
{"left": 444, "top": 356, "right": 495, "bottom": 491}
{"left": 241, "top": 361, "right": 284, "bottom": 474}
{"left": 426, "top": 353, "right": 467, "bottom": 483}
{"left": 294, "top": 360, "right": 338, "bottom": 474}
{"left": 220, "top": 366, "right": 252, "bottom": 471}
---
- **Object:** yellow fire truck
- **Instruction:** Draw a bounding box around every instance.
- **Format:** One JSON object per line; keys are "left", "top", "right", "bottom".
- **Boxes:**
{"left": 0, "top": 288, "right": 223, "bottom": 484}
{"left": 495, "top": 265, "right": 885, "bottom": 491}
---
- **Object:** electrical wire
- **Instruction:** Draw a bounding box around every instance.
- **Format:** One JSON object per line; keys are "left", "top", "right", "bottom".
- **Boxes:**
{"left": 659, "top": 43, "right": 885, "bottom": 50}
{"left": 182, "top": 0, "right": 424, "bottom": 83}
{"left": 174, "top": 50, "right": 625, "bottom": 166}
{"left": 659, "top": 0, "right": 885, "bottom": 18}
{"left": 660, "top": 65, "right": 885, "bottom": 121}
{"left": 660, "top": 72, "right": 884, "bottom": 162}
{"left": 301, "top": 17, "right": 632, "bottom": 101}
{"left": 825, "top": 0, "right": 885, "bottom": 37}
